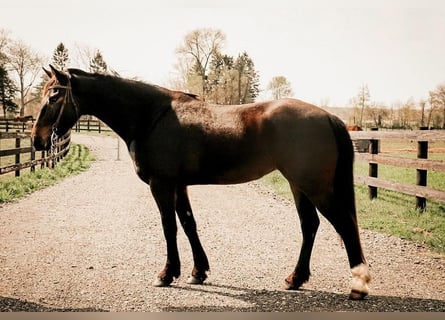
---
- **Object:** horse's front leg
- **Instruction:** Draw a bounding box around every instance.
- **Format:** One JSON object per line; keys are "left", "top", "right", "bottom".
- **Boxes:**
{"left": 175, "top": 185, "right": 209, "bottom": 284}
{"left": 150, "top": 180, "right": 180, "bottom": 287}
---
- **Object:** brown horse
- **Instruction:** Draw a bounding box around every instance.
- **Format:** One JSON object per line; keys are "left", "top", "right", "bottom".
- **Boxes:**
{"left": 347, "top": 125, "right": 363, "bottom": 131}
{"left": 32, "top": 65, "right": 370, "bottom": 299}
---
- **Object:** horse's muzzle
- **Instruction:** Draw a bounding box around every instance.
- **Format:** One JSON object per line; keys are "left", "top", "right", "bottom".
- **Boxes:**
{"left": 32, "top": 135, "right": 50, "bottom": 151}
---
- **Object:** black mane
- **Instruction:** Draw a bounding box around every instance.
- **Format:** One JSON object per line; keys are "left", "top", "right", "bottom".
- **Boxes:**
{"left": 67, "top": 68, "right": 201, "bottom": 102}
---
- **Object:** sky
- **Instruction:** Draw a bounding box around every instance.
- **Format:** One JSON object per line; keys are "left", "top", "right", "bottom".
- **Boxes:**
{"left": 2, "top": 0, "right": 445, "bottom": 107}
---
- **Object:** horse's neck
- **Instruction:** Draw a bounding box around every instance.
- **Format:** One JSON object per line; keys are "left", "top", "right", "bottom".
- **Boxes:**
{"left": 76, "top": 77, "right": 163, "bottom": 145}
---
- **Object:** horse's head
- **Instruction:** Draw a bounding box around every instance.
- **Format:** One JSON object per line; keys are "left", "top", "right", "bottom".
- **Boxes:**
{"left": 32, "top": 65, "right": 80, "bottom": 151}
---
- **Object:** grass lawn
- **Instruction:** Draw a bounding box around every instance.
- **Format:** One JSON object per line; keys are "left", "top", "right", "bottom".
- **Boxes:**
{"left": 260, "top": 138, "right": 445, "bottom": 254}
{"left": 0, "top": 143, "right": 94, "bottom": 203}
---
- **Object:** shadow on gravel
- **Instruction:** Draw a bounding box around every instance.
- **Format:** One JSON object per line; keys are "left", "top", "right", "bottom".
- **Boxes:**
{"left": 164, "top": 284, "right": 445, "bottom": 312}
{"left": 0, "top": 296, "right": 108, "bottom": 312}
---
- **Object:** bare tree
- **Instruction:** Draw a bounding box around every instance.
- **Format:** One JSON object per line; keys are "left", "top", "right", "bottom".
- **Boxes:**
{"left": 401, "top": 99, "right": 416, "bottom": 129}
{"left": 429, "top": 83, "right": 445, "bottom": 129}
{"left": 352, "top": 84, "right": 370, "bottom": 127}
{"left": 365, "top": 102, "right": 389, "bottom": 128}
{"left": 0, "top": 29, "right": 10, "bottom": 65}
{"left": 168, "top": 55, "right": 194, "bottom": 92}
{"left": 72, "top": 43, "right": 95, "bottom": 70}
{"left": 419, "top": 99, "right": 427, "bottom": 128}
{"left": 6, "top": 40, "right": 44, "bottom": 116}
{"left": 176, "top": 28, "right": 226, "bottom": 99}
{"left": 267, "top": 76, "right": 293, "bottom": 100}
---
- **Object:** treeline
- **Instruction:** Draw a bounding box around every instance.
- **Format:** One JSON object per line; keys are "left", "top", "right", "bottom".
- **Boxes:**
{"left": 348, "top": 84, "right": 445, "bottom": 130}
{"left": 0, "top": 27, "right": 295, "bottom": 119}
{"left": 169, "top": 28, "right": 296, "bottom": 106}
{"left": 1, "top": 27, "right": 444, "bottom": 129}
{"left": 0, "top": 29, "right": 110, "bottom": 118}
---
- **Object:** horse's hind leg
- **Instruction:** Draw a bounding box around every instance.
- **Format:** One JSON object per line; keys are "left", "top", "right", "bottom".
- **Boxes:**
{"left": 285, "top": 183, "right": 320, "bottom": 290}
{"left": 175, "top": 186, "right": 210, "bottom": 284}
{"left": 317, "top": 196, "right": 371, "bottom": 300}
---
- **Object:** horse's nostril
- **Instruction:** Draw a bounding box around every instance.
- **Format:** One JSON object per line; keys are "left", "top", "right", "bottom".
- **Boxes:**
{"left": 33, "top": 136, "right": 47, "bottom": 151}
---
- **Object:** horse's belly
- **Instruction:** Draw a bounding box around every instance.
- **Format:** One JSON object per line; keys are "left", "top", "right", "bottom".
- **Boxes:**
{"left": 185, "top": 157, "right": 275, "bottom": 185}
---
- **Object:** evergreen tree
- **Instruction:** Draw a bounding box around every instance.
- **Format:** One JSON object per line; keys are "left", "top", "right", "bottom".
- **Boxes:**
{"left": 89, "top": 50, "right": 108, "bottom": 74}
{"left": 0, "top": 65, "right": 18, "bottom": 117}
{"left": 206, "top": 53, "right": 236, "bottom": 104}
{"left": 198, "top": 52, "right": 260, "bottom": 104}
{"left": 235, "top": 52, "right": 259, "bottom": 104}
{"left": 52, "top": 42, "right": 69, "bottom": 70}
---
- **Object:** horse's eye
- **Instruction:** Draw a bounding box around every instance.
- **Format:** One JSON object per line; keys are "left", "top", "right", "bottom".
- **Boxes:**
{"left": 49, "top": 96, "right": 58, "bottom": 103}
{"left": 49, "top": 90, "right": 59, "bottom": 103}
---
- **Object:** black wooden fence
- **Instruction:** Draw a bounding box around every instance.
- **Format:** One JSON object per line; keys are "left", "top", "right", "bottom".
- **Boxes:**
{"left": 350, "top": 130, "right": 445, "bottom": 210}
{"left": 0, "top": 131, "right": 71, "bottom": 177}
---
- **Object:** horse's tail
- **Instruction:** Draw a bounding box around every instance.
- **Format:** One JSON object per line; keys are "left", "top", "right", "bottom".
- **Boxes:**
{"left": 328, "top": 114, "right": 356, "bottom": 215}
{"left": 327, "top": 114, "right": 370, "bottom": 296}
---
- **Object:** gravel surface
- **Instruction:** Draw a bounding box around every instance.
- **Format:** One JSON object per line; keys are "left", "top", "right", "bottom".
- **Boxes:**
{"left": 1, "top": 133, "right": 444, "bottom": 312}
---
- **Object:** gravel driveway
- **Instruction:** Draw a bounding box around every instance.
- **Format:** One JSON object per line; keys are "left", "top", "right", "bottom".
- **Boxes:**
{"left": 1, "top": 134, "right": 444, "bottom": 311}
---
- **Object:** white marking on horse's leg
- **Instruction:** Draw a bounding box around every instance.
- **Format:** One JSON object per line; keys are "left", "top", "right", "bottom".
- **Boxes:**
{"left": 350, "top": 263, "right": 371, "bottom": 300}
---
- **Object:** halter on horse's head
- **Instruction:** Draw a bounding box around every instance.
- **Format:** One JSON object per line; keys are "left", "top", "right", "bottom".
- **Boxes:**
{"left": 32, "top": 65, "right": 79, "bottom": 151}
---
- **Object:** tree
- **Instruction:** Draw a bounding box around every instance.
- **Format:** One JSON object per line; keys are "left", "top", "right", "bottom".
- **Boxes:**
{"left": 89, "top": 50, "right": 108, "bottom": 74}
{"left": 0, "top": 29, "right": 10, "bottom": 65}
{"left": 52, "top": 42, "right": 69, "bottom": 70}
{"left": 234, "top": 52, "right": 260, "bottom": 104}
{"left": 419, "top": 99, "right": 427, "bottom": 128}
{"left": 206, "top": 52, "right": 235, "bottom": 104}
{"left": 352, "top": 84, "right": 371, "bottom": 127}
{"left": 173, "top": 29, "right": 260, "bottom": 104}
{"left": 176, "top": 28, "right": 226, "bottom": 99}
{"left": 398, "top": 99, "right": 416, "bottom": 129}
{"left": 365, "top": 102, "right": 389, "bottom": 128}
{"left": 267, "top": 76, "right": 293, "bottom": 100}
{"left": 5, "top": 39, "right": 43, "bottom": 116}
{"left": 429, "top": 83, "right": 445, "bottom": 129}
{"left": 0, "top": 65, "right": 17, "bottom": 117}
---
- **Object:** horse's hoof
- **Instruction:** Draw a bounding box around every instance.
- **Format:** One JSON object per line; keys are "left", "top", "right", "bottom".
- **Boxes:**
{"left": 349, "top": 289, "right": 368, "bottom": 300}
{"left": 284, "top": 274, "right": 306, "bottom": 290}
{"left": 153, "top": 278, "right": 172, "bottom": 287}
{"left": 186, "top": 275, "right": 206, "bottom": 285}
{"left": 284, "top": 281, "right": 300, "bottom": 290}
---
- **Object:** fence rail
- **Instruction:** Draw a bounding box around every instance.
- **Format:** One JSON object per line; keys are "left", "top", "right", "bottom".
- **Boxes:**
{"left": 350, "top": 130, "right": 445, "bottom": 210}
{"left": 73, "top": 117, "right": 111, "bottom": 133}
{"left": 0, "top": 115, "right": 103, "bottom": 178}
{"left": 0, "top": 117, "right": 33, "bottom": 133}
{"left": 0, "top": 131, "right": 71, "bottom": 176}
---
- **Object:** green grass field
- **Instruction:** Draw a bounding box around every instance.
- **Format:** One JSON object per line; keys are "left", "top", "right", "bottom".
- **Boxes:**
{"left": 0, "top": 143, "right": 94, "bottom": 203}
{"left": 260, "top": 139, "right": 445, "bottom": 254}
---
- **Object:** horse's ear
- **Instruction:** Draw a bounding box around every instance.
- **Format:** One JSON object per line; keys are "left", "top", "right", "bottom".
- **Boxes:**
{"left": 42, "top": 67, "right": 52, "bottom": 78}
{"left": 67, "top": 68, "right": 91, "bottom": 77}
{"left": 49, "top": 64, "right": 70, "bottom": 84}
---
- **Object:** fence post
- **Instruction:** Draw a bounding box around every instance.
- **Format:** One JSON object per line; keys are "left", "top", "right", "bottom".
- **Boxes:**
{"left": 30, "top": 136, "right": 35, "bottom": 172}
{"left": 15, "top": 131, "right": 20, "bottom": 177}
{"left": 41, "top": 151, "right": 45, "bottom": 169}
{"left": 416, "top": 139, "right": 428, "bottom": 211}
{"left": 368, "top": 128, "right": 379, "bottom": 199}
